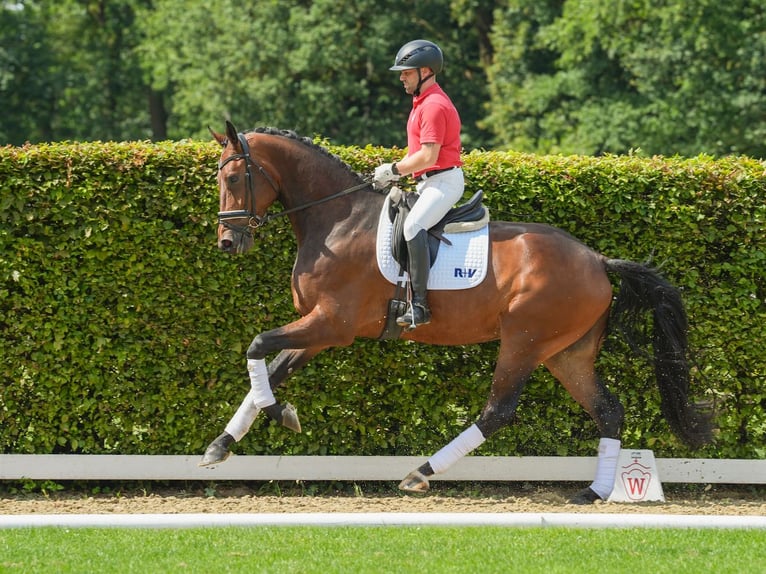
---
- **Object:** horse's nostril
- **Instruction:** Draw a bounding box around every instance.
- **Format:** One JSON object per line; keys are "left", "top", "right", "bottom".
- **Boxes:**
{"left": 220, "top": 239, "right": 233, "bottom": 251}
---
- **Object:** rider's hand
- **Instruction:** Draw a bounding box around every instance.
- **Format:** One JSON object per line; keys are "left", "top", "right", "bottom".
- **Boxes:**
{"left": 373, "top": 163, "right": 401, "bottom": 189}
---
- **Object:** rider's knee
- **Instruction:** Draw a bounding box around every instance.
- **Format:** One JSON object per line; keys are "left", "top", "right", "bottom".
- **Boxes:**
{"left": 403, "top": 218, "right": 425, "bottom": 241}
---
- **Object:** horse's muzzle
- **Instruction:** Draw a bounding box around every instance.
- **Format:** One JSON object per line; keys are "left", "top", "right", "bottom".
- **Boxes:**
{"left": 218, "top": 228, "right": 253, "bottom": 254}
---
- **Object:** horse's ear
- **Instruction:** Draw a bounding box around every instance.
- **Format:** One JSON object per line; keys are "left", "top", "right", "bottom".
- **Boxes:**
{"left": 225, "top": 120, "right": 239, "bottom": 148}
{"left": 209, "top": 126, "right": 226, "bottom": 147}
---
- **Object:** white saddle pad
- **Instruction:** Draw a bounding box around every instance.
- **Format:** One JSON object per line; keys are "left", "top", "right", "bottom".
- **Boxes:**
{"left": 376, "top": 200, "right": 489, "bottom": 290}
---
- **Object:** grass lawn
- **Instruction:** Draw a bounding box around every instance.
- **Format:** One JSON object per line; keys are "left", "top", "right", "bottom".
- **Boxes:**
{"left": 2, "top": 525, "right": 765, "bottom": 573}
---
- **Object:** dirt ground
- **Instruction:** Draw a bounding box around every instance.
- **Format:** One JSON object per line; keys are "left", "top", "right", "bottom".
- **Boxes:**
{"left": 2, "top": 483, "right": 764, "bottom": 516}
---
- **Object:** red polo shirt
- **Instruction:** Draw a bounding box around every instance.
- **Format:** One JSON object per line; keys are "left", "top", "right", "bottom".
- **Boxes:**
{"left": 407, "top": 83, "right": 462, "bottom": 178}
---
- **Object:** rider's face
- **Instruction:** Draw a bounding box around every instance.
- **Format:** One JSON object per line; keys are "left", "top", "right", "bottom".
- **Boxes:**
{"left": 399, "top": 68, "right": 423, "bottom": 95}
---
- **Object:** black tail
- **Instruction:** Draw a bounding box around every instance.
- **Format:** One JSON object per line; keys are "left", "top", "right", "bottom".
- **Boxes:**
{"left": 605, "top": 259, "right": 714, "bottom": 449}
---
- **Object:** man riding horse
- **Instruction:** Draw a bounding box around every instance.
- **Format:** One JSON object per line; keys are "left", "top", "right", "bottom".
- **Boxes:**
{"left": 373, "top": 40, "right": 464, "bottom": 330}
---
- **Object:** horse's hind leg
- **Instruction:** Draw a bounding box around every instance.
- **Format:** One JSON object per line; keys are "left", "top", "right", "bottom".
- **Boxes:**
{"left": 399, "top": 341, "right": 538, "bottom": 493}
{"left": 543, "top": 318, "right": 625, "bottom": 504}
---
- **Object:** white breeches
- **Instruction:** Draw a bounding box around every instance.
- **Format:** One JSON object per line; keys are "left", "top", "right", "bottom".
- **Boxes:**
{"left": 403, "top": 168, "right": 465, "bottom": 240}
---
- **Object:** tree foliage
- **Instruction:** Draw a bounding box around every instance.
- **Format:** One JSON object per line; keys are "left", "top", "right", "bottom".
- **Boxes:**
{"left": 486, "top": 0, "right": 766, "bottom": 156}
{"left": 1, "top": 0, "right": 152, "bottom": 142}
{"left": 1, "top": 0, "right": 764, "bottom": 156}
{"left": 134, "top": 0, "right": 490, "bottom": 147}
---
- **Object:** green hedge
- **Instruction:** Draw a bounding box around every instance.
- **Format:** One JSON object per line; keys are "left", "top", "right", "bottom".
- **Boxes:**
{"left": 0, "top": 140, "right": 763, "bottom": 460}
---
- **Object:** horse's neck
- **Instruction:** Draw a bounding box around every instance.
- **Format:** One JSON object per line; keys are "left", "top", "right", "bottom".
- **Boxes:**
{"left": 266, "top": 137, "right": 382, "bottom": 247}
{"left": 289, "top": 188, "right": 383, "bottom": 250}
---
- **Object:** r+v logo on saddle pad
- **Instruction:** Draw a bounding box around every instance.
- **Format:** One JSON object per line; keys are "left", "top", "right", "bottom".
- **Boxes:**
{"left": 454, "top": 267, "right": 479, "bottom": 278}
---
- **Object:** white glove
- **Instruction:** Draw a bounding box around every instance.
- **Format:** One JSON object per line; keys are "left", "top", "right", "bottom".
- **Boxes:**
{"left": 373, "top": 163, "right": 400, "bottom": 189}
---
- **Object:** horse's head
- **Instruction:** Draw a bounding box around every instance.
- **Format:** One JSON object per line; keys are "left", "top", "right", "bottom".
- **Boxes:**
{"left": 210, "top": 121, "right": 280, "bottom": 254}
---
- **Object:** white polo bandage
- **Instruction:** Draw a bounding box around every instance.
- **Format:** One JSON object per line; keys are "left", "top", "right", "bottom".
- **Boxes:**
{"left": 247, "top": 358, "right": 276, "bottom": 408}
{"left": 224, "top": 389, "right": 261, "bottom": 442}
{"left": 589, "top": 437, "right": 622, "bottom": 499}
{"left": 428, "top": 424, "right": 486, "bottom": 474}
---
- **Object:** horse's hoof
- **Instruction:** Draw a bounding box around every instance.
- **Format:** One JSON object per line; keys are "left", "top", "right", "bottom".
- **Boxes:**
{"left": 198, "top": 433, "right": 234, "bottom": 467}
{"left": 198, "top": 444, "right": 230, "bottom": 467}
{"left": 567, "top": 487, "right": 603, "bottom": 505}
{"left": 281, "top": 402, "right": 302, "bottom": 433}
{"left": 398, "top": 470, "right": 430, "bottom": 493}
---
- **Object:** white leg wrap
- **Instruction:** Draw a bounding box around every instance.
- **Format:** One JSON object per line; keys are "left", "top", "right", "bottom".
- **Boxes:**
{"left": 428, "top": 424, "right": 486, "bottom": 475}
{"left": 224, "top": 389, "right": 261, "bottom": 442}
{"left": 247, "top": 358, "right": 276, "bottom": 408}
{"left": 589, "top": 437, "right": 622, "bottom": 499}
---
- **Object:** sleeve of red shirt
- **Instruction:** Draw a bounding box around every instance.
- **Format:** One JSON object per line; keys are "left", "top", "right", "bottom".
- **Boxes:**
{"left": 418, "top": 103, "right": 448, "bottom": 145}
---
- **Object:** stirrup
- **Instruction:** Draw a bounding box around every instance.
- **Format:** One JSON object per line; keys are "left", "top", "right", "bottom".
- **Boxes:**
{"left": 396, "top": 302, "right": 431, "bottom": 329}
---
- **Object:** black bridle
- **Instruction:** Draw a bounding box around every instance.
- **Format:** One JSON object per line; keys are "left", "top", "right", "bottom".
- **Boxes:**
{"left": 217, "top": 132, "right": 278, "bottom": 233}
{"left": 217, "top": 131, "right": 372, "bottom": 235}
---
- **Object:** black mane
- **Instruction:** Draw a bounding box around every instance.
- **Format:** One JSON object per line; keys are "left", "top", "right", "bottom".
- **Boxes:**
{"left": 249, "top": 126, "right": 363, "bottom": 179}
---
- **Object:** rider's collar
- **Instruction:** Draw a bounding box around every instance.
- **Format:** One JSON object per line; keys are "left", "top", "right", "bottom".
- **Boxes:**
{"left": 413, "top": 82, "right": 440, "bottom": 105}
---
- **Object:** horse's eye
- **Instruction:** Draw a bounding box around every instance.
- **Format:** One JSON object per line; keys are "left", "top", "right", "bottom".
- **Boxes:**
{"left": 227, "top": 174, "right": 240, "bottom": 186}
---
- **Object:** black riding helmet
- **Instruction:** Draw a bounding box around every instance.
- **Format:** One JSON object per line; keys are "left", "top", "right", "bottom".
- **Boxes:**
{"left": 390, "top": 39, "right": 444, "bottom": 96}
{"left": 390, "top": 39, "right": 444, "bottom": 74}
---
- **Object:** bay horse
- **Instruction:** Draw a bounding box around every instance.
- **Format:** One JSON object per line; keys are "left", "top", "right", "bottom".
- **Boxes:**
{"left": 200, "top": 121, "right": 712, "bottom": 503}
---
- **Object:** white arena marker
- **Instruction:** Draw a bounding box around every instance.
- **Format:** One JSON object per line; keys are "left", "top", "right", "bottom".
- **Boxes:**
{"left": 609, "top": 449, "right": 665, "bottom": 503}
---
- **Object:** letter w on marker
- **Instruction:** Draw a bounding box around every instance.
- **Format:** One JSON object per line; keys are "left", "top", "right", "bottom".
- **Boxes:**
{"left": 626, "top": 477, "right": 647, "bottom": 496}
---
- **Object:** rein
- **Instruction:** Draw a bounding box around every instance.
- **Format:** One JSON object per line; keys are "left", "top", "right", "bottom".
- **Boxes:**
{"left": 217, "top": 131, "right": 372, "bottom": 233}
{"left": 261, "top": 180, "right": 372, "bottom": 224}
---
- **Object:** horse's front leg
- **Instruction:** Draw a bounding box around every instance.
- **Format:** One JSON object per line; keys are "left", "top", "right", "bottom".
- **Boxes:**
{"left": 199, "top": 309, "right": 352, "bottom": 467}
{"left": 198, "top": 346, "right": 321, "bottom": 467}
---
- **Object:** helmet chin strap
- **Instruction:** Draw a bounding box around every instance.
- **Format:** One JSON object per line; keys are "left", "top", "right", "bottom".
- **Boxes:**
{"left": 414, "top": 70, "right": 435, "bottom": 96}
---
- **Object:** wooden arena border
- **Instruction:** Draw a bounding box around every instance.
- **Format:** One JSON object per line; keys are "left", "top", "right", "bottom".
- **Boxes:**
{"left": 1, "top": 455, "right": 764, "bottom": 484}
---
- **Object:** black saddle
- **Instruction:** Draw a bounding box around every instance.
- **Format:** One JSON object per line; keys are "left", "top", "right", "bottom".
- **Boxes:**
{"left": 388, "top": 189, "right": 487, "bottom": 270}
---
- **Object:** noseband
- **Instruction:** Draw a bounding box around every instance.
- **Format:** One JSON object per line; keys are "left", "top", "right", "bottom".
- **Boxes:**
{"left": 217, "top": 132, "right": 279, "bottom": 234}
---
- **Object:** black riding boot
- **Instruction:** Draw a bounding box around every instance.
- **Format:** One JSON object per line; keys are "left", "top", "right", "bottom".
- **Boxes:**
{"left": 397, "top": 229, "right": 432, "bottom": 328}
